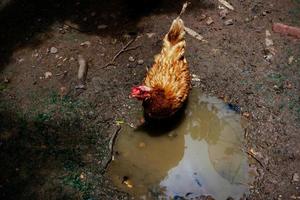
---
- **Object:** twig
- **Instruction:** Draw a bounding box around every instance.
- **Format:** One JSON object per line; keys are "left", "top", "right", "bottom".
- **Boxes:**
{"left": 184, "top": 26, "right": 207, "bottom": 42}
{"left": 64, "top": 22, "right": 84, "bottom": 33}
{"left": 178, "top": 2, "right": 190, "bottom": 18}
{"left": 102, "top": 38, "right": 139, "bottom": 68}
{"left": 101, "top": 126, "right": 122, "bottom": 174}
{"left": 55, "top": 70, "right": 68, "bottom": 76}
{"left": 246, "top": 150, "right": 265, "bottom": 168}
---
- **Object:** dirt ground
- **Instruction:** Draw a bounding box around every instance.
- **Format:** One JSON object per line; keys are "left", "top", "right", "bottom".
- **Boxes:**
{"left": 0, "top": 0, "right": 299, "bottom": 199}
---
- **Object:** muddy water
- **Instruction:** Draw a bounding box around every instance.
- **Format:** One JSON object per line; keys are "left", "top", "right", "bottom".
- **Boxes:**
{"left": 107, "top": 89, "right": 252, "bottom": 200}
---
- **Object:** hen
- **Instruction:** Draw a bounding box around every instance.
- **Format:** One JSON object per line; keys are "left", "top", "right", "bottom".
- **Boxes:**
{"left": 131, "top": 16, "right": 190, "bottom": 119}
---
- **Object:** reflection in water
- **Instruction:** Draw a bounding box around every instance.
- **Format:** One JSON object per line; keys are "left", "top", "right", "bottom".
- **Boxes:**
{"left": 107, "top": 89, "right": 252, "bottom": 200}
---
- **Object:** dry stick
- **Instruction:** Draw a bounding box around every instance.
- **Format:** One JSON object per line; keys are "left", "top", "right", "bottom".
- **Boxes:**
{"left": 246, "top": 150, "right": 265, "bottom": 168}
{"left": 64, "top": 22, "right": 85, "bottom": 33}
{"left": 101, "top": 126, "right": 122, "bottom": 173}
{"left": 102, "top": 38, "right": 140, "bottom": 68}
{"left": 178, "top": 1, "right": 190, "bottom": 18}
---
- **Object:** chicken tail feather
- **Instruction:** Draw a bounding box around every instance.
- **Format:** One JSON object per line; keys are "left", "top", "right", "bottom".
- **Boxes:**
{"left": 167, "top": 18, "right": 185, "bottom": 45}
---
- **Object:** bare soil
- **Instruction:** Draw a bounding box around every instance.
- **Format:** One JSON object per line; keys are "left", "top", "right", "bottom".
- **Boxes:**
{"left": 0, "top": 0, "right": 299, "bottom": 199}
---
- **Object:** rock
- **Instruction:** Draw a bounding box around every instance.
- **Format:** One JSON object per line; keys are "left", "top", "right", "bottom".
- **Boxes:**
{"left": 288, "top": 56, "right": 294, "bottom": 65}
{"left": 128, "top": 56, "right": 135, "bottom": 62}
{"left": 137, "top": 59, "right": 144, "bottom": 65}
{"left": 50, "top": 47, "right": 58, "bottom": 54}
{"left": 78, "top": 55, "right": 88, "bottom": 80}
{"left": 243, "top": 112, "right": 250, "bottom": 118}
{"left": 97, "top": 24, "right": 108, "bottom": 29}
{"left": 219, "top": 9, "right": 229, "bottom": 19}
{"left": 224, "top": 19, "right": 234, "bottom": 26}
{"left": 199, "top": 14, "right": 207, "bottom": 21}
{"left": 138, "top": 142, "right": 146, "bottom": 148}
{"left": 266, "top": 30, "right": 272, "bottom": 37}
{"left": 206, "top": 17, "right": 214, "bottom": 25}
{"left": 262, "top": 11, "right": 267, "bottom": 16}
{"left": 146, "top": 32, "right": 155, "bottom": 38}
{"left": 245, "top": 17, "right": 250, "bottom": 22}
{"left": 292, "top": 173, "right": 299, "bottom": 182}
{"left": 265, "top": 38, "right": 274, "bottom": 47}
{"left": 3, "top": 77, "right": 9, "bottom": 83}
{"left": 44, "top": 72, "right": 52, "bottom": 79}
{"left": 80, "top": 41, "right": 91, "bottom": 46}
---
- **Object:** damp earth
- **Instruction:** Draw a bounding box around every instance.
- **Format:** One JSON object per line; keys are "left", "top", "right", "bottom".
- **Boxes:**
{"left": 107, "top": 89, "right": 254, "bottom": 200}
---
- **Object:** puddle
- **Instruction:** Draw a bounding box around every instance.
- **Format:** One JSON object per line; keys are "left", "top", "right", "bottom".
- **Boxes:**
{"left": 107, "top": 89, "right": 253, "bottom": 200}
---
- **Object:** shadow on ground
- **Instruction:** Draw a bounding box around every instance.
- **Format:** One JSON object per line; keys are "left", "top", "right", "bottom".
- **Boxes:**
{"left": 0, "top": 0, "right": 214, "bottom": 70}
{"left": 0, "top": 97, "right": 109, "bottom": 199}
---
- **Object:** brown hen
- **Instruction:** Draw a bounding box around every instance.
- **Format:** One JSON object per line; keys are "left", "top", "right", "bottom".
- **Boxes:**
{"left": 131, "top": 16, "right": 191, "bottom": 119}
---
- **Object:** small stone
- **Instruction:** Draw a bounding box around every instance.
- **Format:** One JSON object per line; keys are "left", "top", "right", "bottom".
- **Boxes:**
{"left": 138, "top": 142, "right": 146, "bottom": 148}
{"left": 137, "top": 59, "right": 144, "bottom": 65}
{"left": 288, "top": 56, "right": 294, "bottom": 65}
{"left": 199, "top": 14, "right": 207, "bottom": 21}
{"left": 243, "top": 112, "right": 250, "bottom": 118}
{"left": 219, "top": 9, "right": 229, "bottom": 19}
{"left": 266, "top": 30, "right": 272, "bottom": 37}
{"left": 97, "top": 24, "right": 108, "bottom": 29}
{"left": 80, "top": 41, "right": 91, "bottom": 46}
{"left": 292, "top": 173, "right": 299, "bottom": 182}
{"left": 44, "top": 72, "right": 52, "bottom": 79}
{"left": 128, "top": 56, "right": 135, "bottom": 62}
{"left": 265, "top": 38, "right": 273, "bottom": 47}
{"left": 146, "top": 32, "right": 155, "bottom": 38}
{"left": 224, "top": 19, "right": 234, "bottom": 26}
{"left": 3, "top": 77, "right": 9, "bottom": 83}
{"left": 262, "top": 11, "right": 267, "bottom": 16}
{"left": 60, "top": 86, "right": 67, "bottom": 96}
{"left": 80, "top": 173, "right": 85, "bottom": 179}
{"left": 245, "top": 17, "right": 250, "bottom": 22}
{"left": 206, "top": 17, "right": 214, "bottom": 25}
{"left": 50, "top": 47, "right": 58, "bottom": 54}
{"left": 88, "top": 111, "right": 94, "bottom": 116}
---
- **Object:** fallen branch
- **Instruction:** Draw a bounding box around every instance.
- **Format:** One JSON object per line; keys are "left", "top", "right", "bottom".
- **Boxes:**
{"left": 102, "top": 38, "right": 140, "bottom": 68}
{"left": 101, "top": 126, "right": 121, "bottom": 174}
{"left": 273, "top": 23, "right": 300, "bottom": 39}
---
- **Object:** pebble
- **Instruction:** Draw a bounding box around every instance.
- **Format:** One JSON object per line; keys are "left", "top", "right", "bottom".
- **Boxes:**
{"left": 265, "top": 38, "right": 274, "bottom": 47}
{"left": 206, "top": 17, "right": 214, "bottom": 25}
{"left": 97, "top": 24, "right": 108, "bottom": 29}
{"left": 288, "top": 56, "right": 294, "bottom": 65}
{"left": 245, "top": 17, "right": 250, "bottom": 22}
{"left": 293, "top": 173, "right": 299, "bottom": 182}
{"left": 146, "top": 32, "right": 155, "bottom": 38}
{"left": 50, "top": 47, "right": 58, "bottom": 54}
{"left": 137, "top": 59, "right": 144, "bottom": 65}
{"left": 224, "top": 19, "right": 234, "bottom": 26}
{"left": 44, "top": 72, "right": 52, "bottom": 79}
{"left": 3, "top": 77, "right": 9, "bottom": 83}
{"left": 199, "top": 14, "right": 207, "bottom": 21}
{"left": 128, "top": 56, "right": 135, "bottom": 62}
{"left": 138, "top": 142, "right": 146, "bottom": 148}
{"left": 80, "top": 41, "right": 91, "bottom": 46}
{"left": 219, "top": 9, "right": 229, "bottom": 19}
